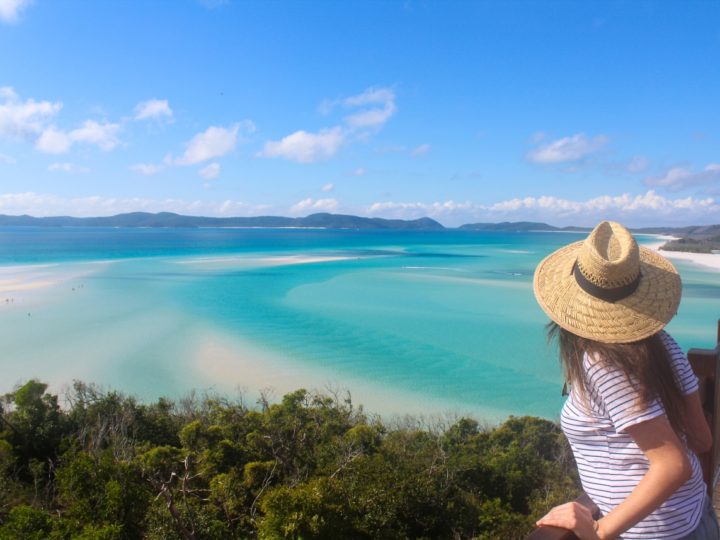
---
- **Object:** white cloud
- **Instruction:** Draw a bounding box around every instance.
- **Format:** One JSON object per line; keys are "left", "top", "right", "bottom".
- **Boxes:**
{"left": 0, "top": 192, "right": 266, "bottom": 218}
{"left": 344, "top": 87, "right": 395, "bottom": 108}
{"left": 36, "top": 120, "right": 120, "bottom": 154}
{"left": 129, "top": 163, "right": 163, "bottom": 176}
{"left": 290, "top": 197, "right": 339, "bottom": 214}
{"left": 483, "top": 191, "right": 719, "bottom": 220}
{"left": 1, "top": 189, "right": 716, "bottom": 227}
{"left": 0, "top": 0, "right": 32, "bottom": 23}
{"left": 343, "top": 87, "right": 396, "bottom": 130}
{"left": 367, "top": 200, "right": 473, "bottom": 221}
{"left": 321, "top": 183, "right": 334, "bottom": 192}
{"left": 352, "top": 167, "right": 366, "bottom": 176}
{"left": 1, "top": 88, "right": 123, "bottom": 154}
{"left": 320, "top": 87, "right": 395, "bottom": 114}
{"left": 69, "top": 120, "right": 120, "bottom": 150}
{"left": 218, "top": 199, "right": 270, "bottom": 216}
{"left": 411, "top": 143, "right": 431, "bottom": 157}
{"left": 260, "top": 87, "right": 395, "bottom": 164}
{"left": 35, "top": 126, "right": 72, "bottom": 154}
{"left": 344, "top": 103, "right": 396, "bottom": 130}
{"left": 175, "top": 122, "right": 253, "bottom": 165}
{"left": 365, "top": 190, "right": 720, "bottom": 227}
{"left": 0, "top": 87, "right": 62, "bottom": 139}
{"left": 0, "top": 152, "right": 16, "bottom": 164}
{"left": 499, "top": 191, "right": 720, "bottom": 224}
{"left": 644, "top": 163, "right": 720, "bottom": 192}
{"left": 260, "top": 127, "right": 344, "bottom": 163}
{"left": 199, "top": 162, "right": 221, "bottom": 180}
{"left": 134, "top": 99, "right": 173, "bottom": 121}
{"left": 48, "top": 162, "right": 90, "bottom": 174}
{"left": 527, "top": 133, "right": 608, "bottom": 164}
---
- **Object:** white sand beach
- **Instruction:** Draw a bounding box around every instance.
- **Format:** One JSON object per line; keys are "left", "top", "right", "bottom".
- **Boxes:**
{"left": 0, "top": 264, "right": 58, "bottom": 293}
{"left": 174, "top": 253, "right": 362, "bottom": 273}
{"left": 0, "top": 277, "right": 55, "bottom": 293}
{"left": 645, "top": 236, "right": 720, "bottom": 272}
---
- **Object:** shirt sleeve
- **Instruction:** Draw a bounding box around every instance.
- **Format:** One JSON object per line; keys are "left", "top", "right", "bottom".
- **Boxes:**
{"left": 660, "top": 331, "right": 699, "bottom": 395}
{"left": 584, "top": 354, "right": 665, "bottom": 433}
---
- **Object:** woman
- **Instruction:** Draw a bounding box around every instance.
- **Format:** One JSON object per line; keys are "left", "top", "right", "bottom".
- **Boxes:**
{"left": 532, "top": 221, "right": 717, "bottom": 539}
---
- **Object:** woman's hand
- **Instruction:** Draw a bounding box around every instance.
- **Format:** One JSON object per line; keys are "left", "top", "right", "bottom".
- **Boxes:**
{"left": 536, "top": 501, "right": 602, "bottom": 539}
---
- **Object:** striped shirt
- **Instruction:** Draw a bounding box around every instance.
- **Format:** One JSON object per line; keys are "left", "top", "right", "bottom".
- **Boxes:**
{"left": 560, "top": 331, "right": 706, "bottom": 539}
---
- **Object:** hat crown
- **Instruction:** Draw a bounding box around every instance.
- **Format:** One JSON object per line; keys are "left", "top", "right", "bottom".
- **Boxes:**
{"left": 576, "top": 221, "right": 640, "bottom": 289}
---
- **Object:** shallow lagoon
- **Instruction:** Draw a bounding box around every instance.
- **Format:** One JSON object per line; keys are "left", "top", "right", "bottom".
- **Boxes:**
{"left": 0, "top": 227, "right": 717, "bottom": 422}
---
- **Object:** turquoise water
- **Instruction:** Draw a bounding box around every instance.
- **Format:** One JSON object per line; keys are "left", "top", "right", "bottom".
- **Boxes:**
{"left": 0, "top": 227, "right": 717, "bottom": 422}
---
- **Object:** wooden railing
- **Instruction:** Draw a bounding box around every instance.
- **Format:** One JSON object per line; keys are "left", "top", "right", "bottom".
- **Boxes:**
{"left": 688, "top": 320, "right": 720, "bottom": 496}
{"left": 526, "top": 321, "right": 720, "bottom": 540}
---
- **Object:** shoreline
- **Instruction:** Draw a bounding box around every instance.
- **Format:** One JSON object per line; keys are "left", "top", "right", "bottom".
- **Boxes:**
{"left": 0, "top": 261, "right": 107, "bottom": 304}
{"left": 191, "top": 325, "right": 511, "bottom": 424}
{"left": 644, "top": 235, "right": 720, "bottom": 272}
{"left": 1, "top": 233, "right": 715, "bottom": 425}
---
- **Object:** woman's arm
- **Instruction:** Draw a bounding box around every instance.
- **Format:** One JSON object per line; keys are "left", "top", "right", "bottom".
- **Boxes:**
{"left": 684, "top": 390, "right": 712, "bottom": 454}
{"left": 536, "top": 415, "right": 692, "bottom": 539}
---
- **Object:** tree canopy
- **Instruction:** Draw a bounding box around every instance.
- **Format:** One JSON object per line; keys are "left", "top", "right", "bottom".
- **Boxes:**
{"left": 0, "top": 380, "right": 579, "bottom": 539}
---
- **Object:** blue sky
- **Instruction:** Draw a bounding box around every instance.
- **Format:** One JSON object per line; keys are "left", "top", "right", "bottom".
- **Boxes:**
{"left": 0, "top": 0, "right": 718, "bottom": 226}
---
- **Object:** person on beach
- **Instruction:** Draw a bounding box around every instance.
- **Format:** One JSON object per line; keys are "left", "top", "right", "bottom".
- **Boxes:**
{"left": 533, "top": 221, "right": 718, "bottom": 539}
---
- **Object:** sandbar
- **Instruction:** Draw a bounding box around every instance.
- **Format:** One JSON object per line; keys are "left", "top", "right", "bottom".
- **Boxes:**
{"left": 0, "top": 261, "right": 112, "bottom": 311}
{"left": 191, "top": 326, "right": 510, "bottom": 423}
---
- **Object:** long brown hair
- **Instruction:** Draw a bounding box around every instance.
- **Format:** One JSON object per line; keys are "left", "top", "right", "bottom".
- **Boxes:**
{"left": 547, "top": 322, "right": 688, "bottom": 437}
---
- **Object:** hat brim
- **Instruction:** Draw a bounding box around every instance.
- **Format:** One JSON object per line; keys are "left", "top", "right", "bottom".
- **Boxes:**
{"left": 533, "top": 241, "right": 681, "bottom": 343}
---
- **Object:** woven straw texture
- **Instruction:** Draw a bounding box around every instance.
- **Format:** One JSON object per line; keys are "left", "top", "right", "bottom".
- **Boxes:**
{"left": 533, "top": 222, "right": 681, "bottom": 344}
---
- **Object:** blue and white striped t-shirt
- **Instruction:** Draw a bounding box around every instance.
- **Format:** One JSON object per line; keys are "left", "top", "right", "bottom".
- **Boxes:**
{"left": 560, "top": 331, "right": 706, "bottom": 539}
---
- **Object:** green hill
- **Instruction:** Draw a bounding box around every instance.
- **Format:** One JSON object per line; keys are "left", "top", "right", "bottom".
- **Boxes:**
{"left": 0, "top": 212, "right": 446, "bottom": 230}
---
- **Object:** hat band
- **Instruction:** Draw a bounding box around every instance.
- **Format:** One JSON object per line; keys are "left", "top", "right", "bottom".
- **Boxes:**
{"left": 573, "top": 261, "right": 641, "bottom": 303}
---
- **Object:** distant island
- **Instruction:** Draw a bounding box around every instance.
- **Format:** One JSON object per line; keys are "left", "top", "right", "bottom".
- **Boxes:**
{"left": 0, "top": 213, "right": 718, "bottom": 254}
{"left": 0, "top": 212, "right": 445, "bottom": 231}
{"left": 630, "top": 225, "right": 720, "bottom": 254}
{"left": 459, "top": 221, "right": 589, "bottom": 232}
{"left": 658, "top": 235, "right": 720, "bottom": 254}
{"left": 448, "top": 221, "right": 720, "bottom": 255}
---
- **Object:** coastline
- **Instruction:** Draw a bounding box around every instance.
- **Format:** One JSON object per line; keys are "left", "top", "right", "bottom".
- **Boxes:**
{"left": 191, "top": 324, "right": 511, "bottom": 423}
{"left": 0, "top": 262, "right": 107, "bottom": 304}
{"left": 644, "top": 235, "right": 720, "bottom": 272}
{"left": 0, "top": 257, "right": 512, "bottom": 423}
{"left": 1, "top": 228, "right": 715, "bottom": 425}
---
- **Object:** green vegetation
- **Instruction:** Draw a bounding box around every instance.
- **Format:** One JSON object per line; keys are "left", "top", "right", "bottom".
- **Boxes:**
{"left": 660, "top": 235, "right": 720, "bottom": 254}
{"left": 0, "top": 380, "right": 579, "bottom": 539}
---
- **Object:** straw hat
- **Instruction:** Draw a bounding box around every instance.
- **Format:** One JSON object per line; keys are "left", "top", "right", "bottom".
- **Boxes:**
{"left": 533, "top": 221, "right": 681, "bottom": 343}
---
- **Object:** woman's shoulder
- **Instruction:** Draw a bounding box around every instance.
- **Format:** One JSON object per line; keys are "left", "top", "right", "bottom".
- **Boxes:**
{"left": 581, "top": 351, "right": 631, "bottom": 391}
{"left": 658, "top": 330, "right": 691, "bottom": 368}
{"left": 658, "top": 330, "right": 682, "bottom": 353}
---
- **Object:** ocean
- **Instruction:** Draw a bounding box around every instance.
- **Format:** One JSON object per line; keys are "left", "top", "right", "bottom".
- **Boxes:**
{"left": 0, "top": 227, "right": 717, "bottom": 423}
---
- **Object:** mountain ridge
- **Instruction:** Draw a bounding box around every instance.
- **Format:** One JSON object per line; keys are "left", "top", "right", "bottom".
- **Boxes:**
{"left": 0, "top": 212, "right": 718, "bottom": 235}
{"left": 0, "top": 212, "right": 446, "bottom": 230}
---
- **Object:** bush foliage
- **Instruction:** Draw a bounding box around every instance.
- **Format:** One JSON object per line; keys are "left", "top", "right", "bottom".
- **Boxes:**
{"left": 0, "top": 380, "right": 579, "bottom": 539}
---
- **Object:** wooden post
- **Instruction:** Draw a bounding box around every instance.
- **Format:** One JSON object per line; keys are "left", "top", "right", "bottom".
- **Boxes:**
{"left": 687, "top": 320, "right": 720, "bottom": 496}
